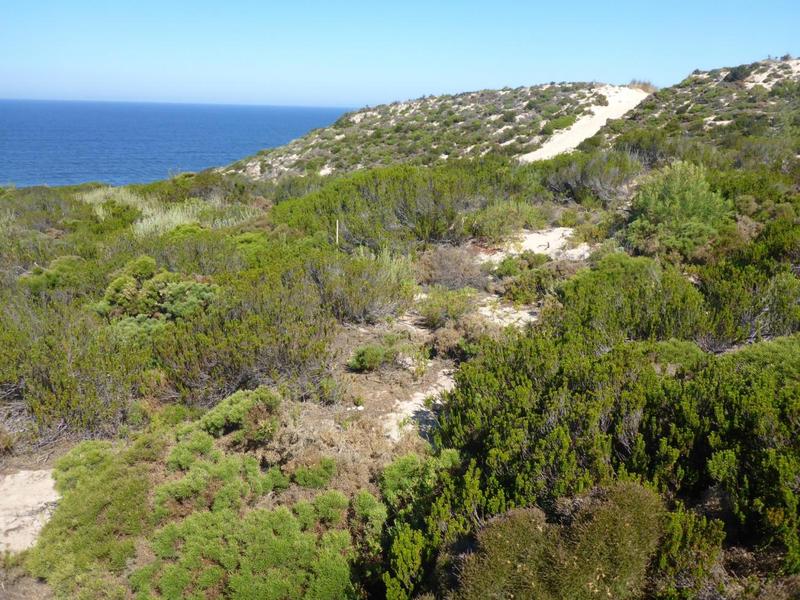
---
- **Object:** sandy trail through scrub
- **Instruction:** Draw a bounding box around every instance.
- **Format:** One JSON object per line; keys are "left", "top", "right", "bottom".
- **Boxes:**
{"left": 519, "top": 85, "right": 648, "bottom": 163}
{"left": 383, "top": 369, "right": 455, "bottom": 442}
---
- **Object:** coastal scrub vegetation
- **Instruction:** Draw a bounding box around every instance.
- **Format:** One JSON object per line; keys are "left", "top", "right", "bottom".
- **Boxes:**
{"left": 1, "top": 57, "right": 799, "bottom": 599}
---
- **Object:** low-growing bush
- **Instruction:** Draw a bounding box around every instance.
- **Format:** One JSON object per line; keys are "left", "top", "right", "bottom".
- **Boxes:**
{"left": 309, "top": 251, "right": 415, "bottom": 323}
{"left": 648, "top": 504, "right": 725, "bottom": 599}
{"left": 294, "top": 457, "right": 338, "bottom": 488}
{"left": 417, "top": 286, "right": 476, "bottom": 329}
{"left": 416, "top": 245, "right": 486, "bottom": 290}
{"left": 453, "top": 483, "right": 664, "bottom": 600}
{"left": 467, "top": 201, "right": 546, "bottom": 243}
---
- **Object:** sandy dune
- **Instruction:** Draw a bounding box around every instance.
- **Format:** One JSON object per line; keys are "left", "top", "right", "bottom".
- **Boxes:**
{"left": 519, "top": 85, "right": 649, "bottom": 163}
{"left": 0, "top": 469, "right": 59, "bottom": 553}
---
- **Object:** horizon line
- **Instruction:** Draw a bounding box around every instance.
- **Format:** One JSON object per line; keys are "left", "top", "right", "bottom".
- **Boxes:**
{"left": 0, "top": 96, "right": 354, "bottom": 111}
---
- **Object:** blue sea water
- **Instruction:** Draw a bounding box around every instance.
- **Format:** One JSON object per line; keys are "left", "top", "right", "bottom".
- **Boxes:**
{"left": 0, "top": 99, "right": 347, "bottom": 187}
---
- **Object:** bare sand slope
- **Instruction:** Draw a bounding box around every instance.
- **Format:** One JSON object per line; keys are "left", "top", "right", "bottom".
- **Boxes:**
{"left": 519, "top": 85, "right": 649, "bottom": 163}
{"left": 0, "top": 469, "right": 59, "bottom": 553}
{"left": 477, "top": 227, "right": 592, "bottom": 264}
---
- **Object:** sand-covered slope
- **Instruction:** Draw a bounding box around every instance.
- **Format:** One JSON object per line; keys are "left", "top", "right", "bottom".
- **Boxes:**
{"left": 518, "top": 85, "right": 648, "bottom": 162}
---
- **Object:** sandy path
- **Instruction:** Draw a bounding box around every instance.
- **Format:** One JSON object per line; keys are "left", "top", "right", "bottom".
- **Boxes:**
{"left": 0, "top": 469, "right": 59, "bottom": 553}
{"left": 519, "top": 85, "right": 649, "bottom": 163}
{"left": 384, "top": 369, "right": 455, "bottom": 442}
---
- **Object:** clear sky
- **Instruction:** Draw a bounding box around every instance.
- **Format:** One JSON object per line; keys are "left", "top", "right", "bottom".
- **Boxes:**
{"left": 1, "top": 0, "right": 798, "bottom": 107}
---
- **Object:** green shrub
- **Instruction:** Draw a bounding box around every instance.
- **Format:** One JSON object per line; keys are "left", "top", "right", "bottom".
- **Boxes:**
{"left": 555, "top": 252, "right": 707, "bottom": 346}
{"left": 294, "top": 458, "right": 337, "bottom": 488}
{"left": 453, "top": 483, "right": 664, "bottom": 600}
{"left": 94, "top": 255, "right": 218, "bottom": 323}
{"left": 503, "top": 266, "right": 558, "bottom": 304}
{"left": 27, "top": 436, "right": 165, "bottom": 597}
{"left": 417, "top": 286, "right": 475, "bottom": 329}
{"left": 135, "top": 506, "right": 354, "bottom": 599}
{"left": 649, "top": 504, "right": 725, "bottom": 599}
{"left": 347, "top": 343, "right": 396, "bottom": 372}
{"left": 350, "top": 491, "right": 388, "bottom": 584}
{"left": 196, "top": 387, "right": 281, "bottom": 443}
{"left": 309, "top": 251, "right": 415, "bottom": 323}
{"left": 625, "top": 162, "right": 733, "bottom": 260}
{"left": 467, "top": 201, "right": 545, "bottom": 243}
{"left": 313, "top": 490, "right": 350, "bottom": 525}
{"left": 20, "top": 255, "right": 94, "bottom": 294}
{"left": 541, "top": 114, "right": 577, "bottom": 135}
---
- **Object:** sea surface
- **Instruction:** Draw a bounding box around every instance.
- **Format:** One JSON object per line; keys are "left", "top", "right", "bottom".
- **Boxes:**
{"left": 0, "top": 99, "right": 347, "bottom": 187}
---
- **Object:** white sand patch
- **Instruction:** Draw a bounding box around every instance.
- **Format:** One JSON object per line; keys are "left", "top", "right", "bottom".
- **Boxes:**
{"left": 244, "top": 161, "right": 262, "bottom": 178}
{"left": 319, "top": 165, "right": 333, "bottom": 176}
{"left": 477, "top": 299, "right": 538, "bottom": 328}
{"left": 477, "top": 227, "right": 591, "bottom": 264}
{"left": 384, "top": 370, "right": 455, "bottom": 442}
{"left": 518, "top": 85, "right": 649, "bottom": 163}
{"left": 0, "top": 469, "right": 59, "bottom": 553}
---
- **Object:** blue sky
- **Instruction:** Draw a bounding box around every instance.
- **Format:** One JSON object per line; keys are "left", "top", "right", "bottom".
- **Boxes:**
{"left": 1, "top": 0, "right": 798, "bottom": 107}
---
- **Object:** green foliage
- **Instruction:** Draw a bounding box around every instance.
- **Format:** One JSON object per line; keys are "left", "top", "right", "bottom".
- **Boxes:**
{"left": 195, "top": 387, "right": 281, "bottom": 444}
{"left": 309, "top": 251, "right": 415, "bottom": 323}
{"left": 454, "top": 483, "right": 664, "bottom": 600}
{"left": 417, "top": 286, "right": 475, "bottom": 329}
{"left": 699, "top": 218, "right": 800, "bottom": 347}
{"left": 20, "top": 255, "right": 94, "bottom": 294}
{"left": 153, "top": 276, "right": 335, "bottom": 405}
{"left": 543, "top": 150, "right": 642, "bottom": 207}
{"left": 555, "top": 252, "right": 706, "bottom": 347}
{"left": 94, "top": 255, "right": 217, "bottom": 325}
{"left": 135, "top": 507, "right": 354, "bottom": 599}
{"left": 313, "top": 490, "right": 350, "bottom": 525}
{"left": 650, "top": 504, "right": 725, "bottom": 599}
{"left": 349, "top": 491, "right": 388, "bottom": 584}
{"left": 466, "top": 201, "right": 545, "bottom": 243}
{"left": 294, "top": 458, "right": 338, "bottom": 488}
{"left": 502, "top": 264, "right": 558, "bottom": 304}
{"left": 541, "top": 113, "right": 577, "bottom": 135}
{"left": 27, "top": 435, "right": 166, "bottom": 597}
{"left": 11, "top": 301, "right": 149, "bottom": 432}
{"left": 380, "top": 329, "right": 800, "bottom": 595}
{"left": 348, "top": 344, "right": 396, "bottom": 372}
{"left": 626, "top": 162, "right": 733, "bottom": 260}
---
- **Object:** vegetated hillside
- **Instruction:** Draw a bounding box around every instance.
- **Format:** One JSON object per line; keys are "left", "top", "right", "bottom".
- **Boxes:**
{"left": 1, "top": 57, "right": 800, "bottom": 600}
{"left": 586, "top": 56, "right": 800, "bottom": 163}
{"left": 227, "top": 82, "right": 641, "bottom": 180}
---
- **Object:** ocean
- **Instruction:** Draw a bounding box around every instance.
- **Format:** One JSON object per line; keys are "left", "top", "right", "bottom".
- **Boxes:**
{"left": 0, "top": 99, "right": 347, "bottom": 187}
